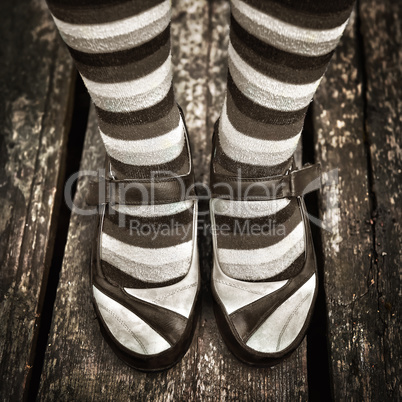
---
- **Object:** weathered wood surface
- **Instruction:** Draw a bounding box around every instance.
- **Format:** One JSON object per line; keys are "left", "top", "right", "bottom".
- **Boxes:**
{"left": 39, "top": 0, "right": 308, "bottom": 400}
{"left": 359, "top": 0, "right": 402, "bottom": 398}
{"left": 314, "top": 1, "right": 401, "bottom": 399}
{"left": 0, "top": 0, "right": 74, "bottom": 400}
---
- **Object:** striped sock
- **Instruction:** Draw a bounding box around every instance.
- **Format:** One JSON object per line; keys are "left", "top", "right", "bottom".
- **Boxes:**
{"left": 214, "top": 0, "right": 354, "bottom": 280}
{"left": 47, "top": 0, "right": 193, "bottom": 284}
{"left": 101, "top": 201, "right": 195, "bottom": 287}
{"left": 47, "top": 0, "right": 185, "bottom": 179}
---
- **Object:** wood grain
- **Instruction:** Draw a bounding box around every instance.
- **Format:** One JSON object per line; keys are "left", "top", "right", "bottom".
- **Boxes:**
{"left": 359, "top": 0, "right": 402, "bottom": 397}
{"left": 313, "top": 4, "right": 401, "bottom": 399}
{"left": 313, "top": 10, "right": 372, "bottom": 400}
{"left": 0, "top": 0, "right": 74, "bottom": 400}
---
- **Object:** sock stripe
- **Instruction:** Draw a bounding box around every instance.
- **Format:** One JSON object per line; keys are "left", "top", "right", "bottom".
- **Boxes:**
{"left": 219, "top": 103, "right": 301, "bottom": 166}
{"left": 245, "top": 0, "right": 355, "bottom": 18}
{"left": 214, "top": 150, "right": 293, "bottom": 178}
{"left": 52, "top": 1, "right": 171, "bottom": 54}
{"left": 228, "top": 44, "right": 319, "bottom": 112}
{"left": 68, "top": 26, "right": 169, "bottom": 67}
{"left": 95, "top": 87, "right": 175, "bottom": 126}
{"left": 81, "top": 55, "right": 171, "bottom": 99}
{"left": 230, "top": 17, "right": 334, "bottom": 79}
{"left": 212, "top": 198, "right": 290, "bottom": 218}
{"left": 239, "top": 0, "right": 353, "bottom": 29}
{"left": 101, "top": 233, "right": 192, "bottom": 266}
{"left": 111, "top": 201, "right": 194, "bottom": 218}
{"left": 101, "top": 256, "right": 191, "bottom": 284}
{"left": 218, "top": 222, "right": 304, "bottom": 266}
{"left": 229, "top": 42, "right": 322, "bottom": 99}
{"left": 89, "top": 78, "right": 172, "bottom": 114}
{"left": 226, "top": 92, "right": 304, "bottom": 141}
{"left": 83, "top": 62, "right": 173, "bottom": 113}
{"left": 214, "top": 133, "right": 294, "bottom": 177}
{"left": 108, "top": 140, "right": 189, "bottom": 179}
{"left": 77, "top": 46, "right": 169, "bottom": 84}
{"left": 98, "top": 105, "right": 180, "bottom": 141}
{"left": 106, "top": 206, "right": 193, "bottom": 228}
{"left": 71, "top": 32, "right": 170, "bottom": 83}
{"left": 231, "top": 0, "right": 348, "bottom": 57}
{"left": 220, "top": 247, "right": 304, "bottom": 281}
{"left": 216, "top": 201, "right": 301, "bottom": 250}
{"left": 216, "top": 198, "right": 297, "bottom": 224}
{"left": 230, "top": 28, "right": 328, "bottom": 85}
{"left": 100, "top": 116, "right": 184, "bottom": 166}
{"left": 228, "top": 74, "right": 308, "bottom": 126}
{"left": 101, "top": 233, "right": 192, "bottom": 282}
{"left": 101, "top": 260, "right": 185, "bottom": 289}
{"left": 48, "top": 0, "right": 165, "bottom": 25}
{"left": 103, "top": 217, "right": 193, "bottom": 249}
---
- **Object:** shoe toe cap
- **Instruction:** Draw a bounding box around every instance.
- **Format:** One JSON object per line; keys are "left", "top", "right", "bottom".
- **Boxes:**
{"left": 244, "top": 274, "right": 316, "bottom": 354}
{"left": 93, "top": 286, "right": 171, "bottom": 355}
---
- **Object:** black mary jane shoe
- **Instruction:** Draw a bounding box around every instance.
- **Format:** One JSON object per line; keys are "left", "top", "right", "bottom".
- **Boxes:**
{"left": 210, "top": 132, "right": 321, "bottom": 367}
{"left": 86, "top": 109, "right": 200, "bottom": 371}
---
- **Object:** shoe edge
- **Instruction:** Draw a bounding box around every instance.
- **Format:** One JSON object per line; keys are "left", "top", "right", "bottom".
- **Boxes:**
{"left": 210, "top": 197, "right": 318, "bottom": 367}
{"left": 91, "top": 202, "right": 201, "bottom": 371}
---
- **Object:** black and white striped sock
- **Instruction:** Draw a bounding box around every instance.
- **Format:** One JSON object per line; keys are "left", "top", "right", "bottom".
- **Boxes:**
{"left": 214, "top": 0, "right": 354, "bottom": 280}
{"left": 47, "top": 0, "right": 193, "bottom": 285}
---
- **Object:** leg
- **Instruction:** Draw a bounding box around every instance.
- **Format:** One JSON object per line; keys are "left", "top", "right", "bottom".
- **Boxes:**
{"left": 46, "top": 0, "right": 200, "bottom": 370}
{"left": 210, "top": 0, "right": 355, "bottom": 364}
{"left": 47, "top": 0, "right": 183, "bottom": 178}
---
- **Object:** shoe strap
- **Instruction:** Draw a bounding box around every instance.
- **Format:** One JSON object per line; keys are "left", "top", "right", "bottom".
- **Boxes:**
{"left": 210, "top": 160, "right": 321, "bottom": 201}
{"left": 86, "top": 169, "right": 197, "bottom": 206}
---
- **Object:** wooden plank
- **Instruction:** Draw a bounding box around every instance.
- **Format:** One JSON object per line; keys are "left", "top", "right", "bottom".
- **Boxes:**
{"left": 39, "top": 0, "right": 308, "bottom": 400}
{"left": 312, "top": 7, "right": 401, "bottom": 399}
{"left": 359, "top": 0, "right": 402, "bottom": 398}
{"left": 171, "top": 0, "right": 210, "bottom": 186}
{"left": 0, "top": 0, "right": 74, "bottom": 400}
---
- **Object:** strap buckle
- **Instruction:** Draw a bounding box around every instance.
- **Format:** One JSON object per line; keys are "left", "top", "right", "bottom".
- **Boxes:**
{"left": 211, "top": 162, "right": 321, "bottom": 201}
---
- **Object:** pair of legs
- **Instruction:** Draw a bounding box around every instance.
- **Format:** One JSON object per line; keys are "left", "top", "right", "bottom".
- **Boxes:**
{"left": 46, "top": 0, "right": 354, "bottom": 369}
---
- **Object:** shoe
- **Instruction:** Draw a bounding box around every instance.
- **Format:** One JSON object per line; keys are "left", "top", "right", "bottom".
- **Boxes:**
{"left": 210, "top": 132, "right": 321, "bottom": 366}
{"left": 87, "top": 109, "right": 200, "bottom": 371}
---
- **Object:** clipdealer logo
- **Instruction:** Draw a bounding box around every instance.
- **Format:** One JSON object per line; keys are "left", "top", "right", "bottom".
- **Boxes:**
{"left": 64, "top": 167, "right": 339, "bottom": 234}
